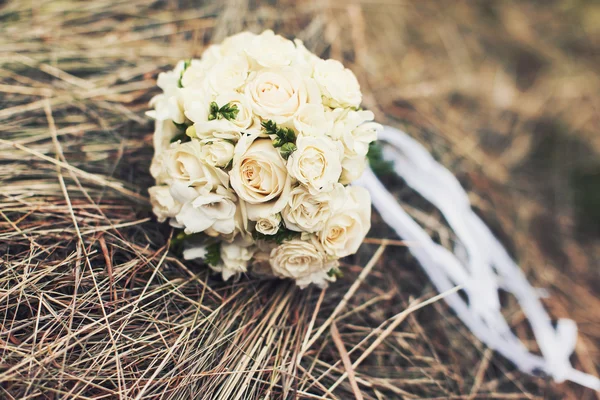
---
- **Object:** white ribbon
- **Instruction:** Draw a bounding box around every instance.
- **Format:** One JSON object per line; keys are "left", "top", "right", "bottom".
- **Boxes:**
{"left": 355, "top": 125, "right": 600, "bottom": 391}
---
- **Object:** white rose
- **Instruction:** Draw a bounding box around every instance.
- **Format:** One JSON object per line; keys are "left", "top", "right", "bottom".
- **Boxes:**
{"left": 293, "top": 104, "right": 332, "bottom": 137}
{"left": 245, "top": 67, "right": 320, "bottom": 124}
{"left": 199, "top": 138, "right": 234, "bottom": 168}
{"left": 204, "top": 201, "right": 254, "bottom": 245}
{"left": 149, "top": 185, "right": 181, "bottom": 223}
{"left": 171, "top": 183, "right": 237, "bottom": 235}
{"left": 255, "top": 214, "right": 281, "bottom": 235}
{"left": 270, "top": 237, "right": 338, "bottom": 288}
{"left": 319, "top": 186, "right": 371, "bottom": 258}
{"left": 180, "top": 48, "right": 222, "bottom": 88}
{"left": 291, "top": 38, "right": 320, "bottom": 76}
{"left": 164, "top": 140, "right": 229, "bottom": 191}
{"left": 282, "top": 183, "right": 345, "bottom": 233}
{"left": 287, "top": 135, "right": 343, "bottom": 193}
{"left": 205, "top": 53, "right": 250, "bottom": 95}
{"left": 245, "top": 30, "right": 296, "bottom": 69}
{"left": 221, "top": 31, "right": 256, "bottom": 56}
{"left": 314, "top": 59, "right": 362, "bottom": 108}
{"left": 339, "top": 153, "right": 367, "bottom": 184}
{"left": 229, "top": 135, "right": 292, "bottom": 220}
{"left": 218, "top": 242, "right": 255, "bottom": 281}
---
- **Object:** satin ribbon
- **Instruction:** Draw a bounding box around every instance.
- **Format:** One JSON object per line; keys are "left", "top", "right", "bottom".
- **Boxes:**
{"left": 355, "top": 125, "right": 600, "bottom": 391}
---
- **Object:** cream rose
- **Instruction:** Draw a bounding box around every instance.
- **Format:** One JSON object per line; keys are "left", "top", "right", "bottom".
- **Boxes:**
{"left": 164, "top": 140, "right": 229, "bottom": 191}
{"left": 255, "top": 214, "right": 281, "bottom": 235}
{"left": 245, "top": 67, "right": 320, "bottom": 124}
{"left": 199, "top": 138, "right": 234, "bottom": 168}
{"left": 229, "top": 135, "right": 292, "bottom": 220}
{"left": 293, "top": 104, "right": 332, "bottom": 137}
{"left": 149, "top": 185, "right": 181, "bottom": 223}
{"left": 287, "top": 135, "right": 343, "bottom": 193}
{"left": 171, "top": 183, "right": 237, "bottom": 235}
{"left": 282, "top": 183, "right": 345, "bottom": 233}
{"left": 270, "top": 237, "right": 338, "bottom": 288}
{"left": 245, "top": 30, "right": 296, "bottom": 69}
{"left": 221, "top": 31, "right": 256, "bottom": 56}
{"left": 319, "top": 186, "right": 371, "bottom": 258}
{"left": 205, "top": 53, "right": 250, "bottom": 95}
{"left": 314, "top": 59, "right": 362, "bottom": 108}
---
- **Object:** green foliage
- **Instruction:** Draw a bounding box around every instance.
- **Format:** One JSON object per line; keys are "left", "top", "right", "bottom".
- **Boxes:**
{"left": 262, "top": 120, "right": 297, "bottom": 159}
{"left": 279, "top": 142, "right": 297, "bottom": 160}
{"left": 327, "top": 268, "right": 343, "bottom": 278}
{"left": 253, "top": 225, "right": 299, "bottom": 244}
{"left": 208, "top": 102, "right": 239, "bottom": 121}
{"left": 367, "top": 142, "right": 394, "bottom": 176}
{"left": 204, "top": 242, "right": 222, "bottom": 267}
{"left": 177, "top": 59, "right": 192, "bottom": 88}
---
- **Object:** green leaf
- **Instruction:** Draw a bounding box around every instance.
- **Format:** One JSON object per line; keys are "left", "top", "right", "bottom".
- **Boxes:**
{"left": 204, "top": 242, "right": 222, "bottom": 267}
{"left": 253, "top": 225, "right": 299, "bottom": 244}
{"left": 367, "top": 142, "right": 394, "bottom": 176}
{"left": 262, "top": 120, "right": 296, "bottom": 150}
{"left": 170, "top": 132, "right": 191, "bottom": 143}
{"left": 177, "top": 59, "right": 192, "bottom": 88}
{"left": 208, "top": 102, "right": 239, "bottom": 121}
{"left": 327, "top": 268, "right": 343, "bottom": 278}
{"left": 279, "top": 142, "right": 296, "bottom": 160}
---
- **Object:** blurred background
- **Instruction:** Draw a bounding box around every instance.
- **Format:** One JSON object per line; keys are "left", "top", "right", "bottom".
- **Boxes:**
{"left": 0, "top": 0, "right": 599, "bottom": 399}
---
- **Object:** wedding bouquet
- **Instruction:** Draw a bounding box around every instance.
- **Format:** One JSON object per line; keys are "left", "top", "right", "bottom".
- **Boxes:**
{"left": 147, "top": 30, "right": 381, "bottom": 287}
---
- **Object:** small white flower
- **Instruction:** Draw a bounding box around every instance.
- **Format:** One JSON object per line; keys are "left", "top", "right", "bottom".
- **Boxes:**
{"left": 270, "top": 237, "right": 338, "bottom": 288}
{"left": 149, "top": 185, "right": 181, "bottom": 223}
{"left": 339, "top": 153, "right": 367, "bottom": 184}
{"left": 287, "top": 135, "right": 344, "bottom": 193}
{"left": 164, "top": 140, "right": 229, "bottom": 191}
{"left": 221, "top": 31, "right": 257, "bottom": 56}
{"left": 218, "top": 242, "right": 255, "bottom": 281}
{"left": 255, "top": 214, "right": 281, "bottom": 235}
{"left": 245, "top": 30, "right": 296, "bottom": 69}
{"left": 245, "top": 67, "right": 320, "bottom": 124}
{"left": 314, "top": 59, "right": 362, "bottom": 108}
{"left": 282, "top": 183, "right": 345, "bottom": 233}
{"left": 319, "top": 186, "right": 371, "bottom": 258}
{"left": 171, "top": 183, "right": 237, "bottom": 235}
{"left": 293, "top": 104, "right": 332, "bottom": 137}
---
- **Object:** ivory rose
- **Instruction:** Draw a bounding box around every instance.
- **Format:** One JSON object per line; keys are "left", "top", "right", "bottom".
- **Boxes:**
{"left": 199, "top": 138, "right": 234, "bottom": 168}
{"left": 245, "top": 30, "right": 296, "bottom": 69}
{"left": 287, "top": 135, "right": 343, "bottom": 193}
{"left": 270, "top": 237, "right": 338, "bottom": 288}
{"left": 319, "top": 186, "right": 371, "bottom": 258}
{"left": 148, "top": 185, "right": 181, "bottom": 223}
{"left": 282, "top": 183, "right": 345, "bottom": 233}
{"left": 314, "top": 59, "right": 362, "bottom": 108}
{"left": 229, "top": 135, "right": 292, "bottom": 220}
{"left": 171, "top": 183, "right": 237, "bottom": 235}
{"left": 255, "top": 214, "right": 281, "bottom": 235}
{"left": 245, "top": 67, "right": 320, "bottom": 124}
{"left": 293, "top": 104, "right": 332, "bottom": 137}
{"left": 164, "top": 140, "right": 229, "bottom": 191}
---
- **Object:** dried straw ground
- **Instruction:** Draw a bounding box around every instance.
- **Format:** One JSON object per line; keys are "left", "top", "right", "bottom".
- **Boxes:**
{"left": 1, "top": 0, "right": 599, "bottom": 399}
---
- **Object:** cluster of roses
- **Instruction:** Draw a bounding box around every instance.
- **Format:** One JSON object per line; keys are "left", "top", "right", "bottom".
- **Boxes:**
{"left": 148, "top": 30, "right": 381, "bottom": 287}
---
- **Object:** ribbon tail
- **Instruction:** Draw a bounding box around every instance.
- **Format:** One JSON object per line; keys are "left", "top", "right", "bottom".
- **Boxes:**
{"left": 355, "top": 125, "right": 600, "bottom": 391}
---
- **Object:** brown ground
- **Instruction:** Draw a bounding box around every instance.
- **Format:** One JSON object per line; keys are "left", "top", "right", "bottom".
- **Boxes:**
{"left": 0, "top": 0, "right": 599, "bottom": 399}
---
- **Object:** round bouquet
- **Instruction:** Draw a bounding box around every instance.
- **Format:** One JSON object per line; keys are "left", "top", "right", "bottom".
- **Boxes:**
{"left": 147, "top": 30, "right": 381, "bottom": 287}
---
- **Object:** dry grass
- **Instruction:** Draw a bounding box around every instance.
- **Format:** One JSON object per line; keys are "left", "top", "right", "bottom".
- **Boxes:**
{"left": 1, "top": 0, "right": 599, "bottom": 399}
